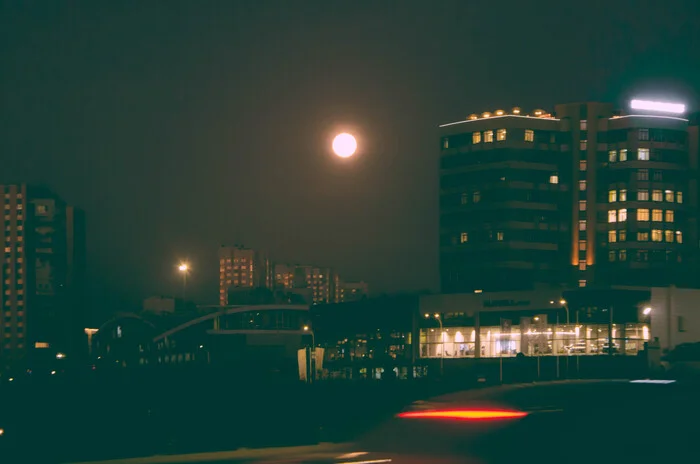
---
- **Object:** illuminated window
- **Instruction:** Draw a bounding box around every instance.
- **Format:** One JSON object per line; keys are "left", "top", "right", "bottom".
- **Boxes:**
{"left": 524, "top": 130, "right": 534, "bottom": 142}
{"left": 637, "top": 232, "right": 649, "bottom": 241}
{"left": 579, "top": 180, "right": 587, "bottom": 191}
{"left": 497, "top": 129, "right": 506, "bottom": 141}
{"left": 484, "top": 131, "right": 494, "bottom": 143}
{"left": 676, "top": 231, "right": 683, "bottom": 243}
{"left": 677, "top": 192, "right": 683, "bottom": 203}
{"left": 608, "top": 190, "right": 617, "bottom": 203}
{"left": 637, "top": 209, "right": 650, "bottom": 221}
{"left": 579, "top": 262, "right": 587, "bottom": 271}
{"left": 578, "top": 280, "right": 587, "bottom": 288}
{"left": 549, "top": 174, "right": 559, "bottom": 184}
{"left": 665, "top": 210, "right": 674, "bottom": 222}
{"left": 652, "top": 230, "right": 663, "bottom": 242}
{"left": 665, "top": 230, "right": 674, "bottom": 242}
{"left": 619, "top": 149, "right": 628, "bottom": 161}
{"left": 609, "top": 150, "right": 618, "bottom": 162}
{"left": 496, "top": 231, "right": 504, "bottom": 241}
{"left": 652, "top": 209, "right": 662, "bottom": 222}
{"left": 472, "top": 132, "right": 481, "bottom": 144}
{"left": 608, "top": 230, "right": 617, "bottom": 243}
{"left": 638, "top": 169, "right": 649, "bottom": 181}
{"left": 580, "top": 120, "right": 587, "bottom": 130}
{"left": 461, "top": 193, "right": 468, "bottom": 205}
{"left": 652, "top": 190, "right": 662, "bottom": 202}
{"left": 619, "top": 249, "right": 627, "bottom": 261}
{"left": 609, "top": 251, "right": 616, "bottom": 262}
{"left": 638, "top": 190, "right": 649, "bottom": 201}
{"left": 579, "top": 240, "right": 587, "bottom": 251}
{"left": 460, "top": 232, "right": 468, "bottom": 243}
{"left": 638, "top": 148, "right": 650, "bottom": 161}
{"left": 579, "top": 220, "right": 587, "bottom": 231}
{"left": 442, "top": 138, "right": 449, "bottom": 149}
{"left": 579, "top": 160, "right": 587, "bottom": 171}
{"left": 619, "top": 230, "right": 627, "bottom": 241}
{"left": 619, "top": 189, "right": 627, "bottom": 201}
{"left": 639, "top": 128, "right": 649, "bottom": 141}
{"left": 618, "top": 209, "right": 627, "bottom": 222}
{"left": 608, "top": 210, "right": 617, "bottom": 223}
{"left": 473, "top": 191, "right": 481, "bottom": 203}
{"left": 665, "top": 190, "right": 674, "bottom": 202}
{"left": 580, "top": 140, "right": 587, "bottom": 150}
{"left": 579, "top": 200, "right": 587, "bottom": 211}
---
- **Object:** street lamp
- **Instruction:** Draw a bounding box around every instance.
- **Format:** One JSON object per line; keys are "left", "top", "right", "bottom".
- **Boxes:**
{"left": 643, "top": 307, "right": 652, "bottom": 316}
{"left": 424, "top": 312, "right": 444, "bottom": 377}
{"left": 84, "top": 328, "right": 99, "bottom": 358}
{"left": 178, "top": 262, "right": 189, "bottom": 301}
{"left": 332, "top": 133, "right": 357, "bottom": 158}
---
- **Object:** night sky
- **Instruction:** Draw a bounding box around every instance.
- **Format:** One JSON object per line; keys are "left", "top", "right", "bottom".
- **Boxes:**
{"left": 2, "top": 1, "right": 699, "bottom": 323}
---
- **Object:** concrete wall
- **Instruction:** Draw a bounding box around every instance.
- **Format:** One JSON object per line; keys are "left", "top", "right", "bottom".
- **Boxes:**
{"left": 649, "top": 286, "right": 700, "bottom": 351}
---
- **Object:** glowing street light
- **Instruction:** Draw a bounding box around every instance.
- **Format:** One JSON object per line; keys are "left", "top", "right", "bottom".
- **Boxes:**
{"left": 643, "top": 307, "right": 652, "bottom": 316}
{"left": 332, "top": 133, "right": 357, "bottom": 158}
{"left": 630, "top": 99, "right": 686, "bottom": 115}
{"left": 178, "top": 262, "right": 189, "bottom": 301}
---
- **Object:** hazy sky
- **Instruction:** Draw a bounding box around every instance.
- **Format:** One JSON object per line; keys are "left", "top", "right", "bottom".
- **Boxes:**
{"left": 1, "top": 0, "right": 699, "bottom": 323}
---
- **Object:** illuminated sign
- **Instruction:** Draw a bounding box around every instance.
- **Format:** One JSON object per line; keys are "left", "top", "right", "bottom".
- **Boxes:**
{"left": 630, "top": 99, "right": 686, "bottom": 114}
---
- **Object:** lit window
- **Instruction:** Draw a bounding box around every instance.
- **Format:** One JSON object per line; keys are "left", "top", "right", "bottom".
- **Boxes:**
{"left": 496, "top": 231, "right": 504, "bottom": 241}
{"left": 608, "top": 251, "right": 616, "bottom": 262}
{"left": 618, "top": 209, "right": 627, "bottom": 222}
{"left": 639, "top": 128, "right": 649, "bottom": 141}
{"left": 580, "top": 141, "right": 587, "bottom": 150}
{"left": 579, "top": 180, "right": 587, "bottom": 191}
{"left": 637, "top": 169, "right": 649, "bottom": 181}
{"left": 677, "top": 192, "right": 683, "bottom": 203}
{"left": 484, "top": 131, "right": 494, "bottom": 143}
{"left": 638, "top": 190, "right": 649, "bottom": 201}
{"left": 619, "top": 250, "right": 627, "bottom": 261}
{"left": 579, "top": 160, "right": 587, "bottom": 171}
{"left": 461, "top": 193, "right": 468, "bottom": 205}
{"left": 619, "top": 189, "right": 627, "bottom": 201}
{"left": 652, "top": 190, "right": 662, "bottom": 202}
{"left": 676, "top": 231, "right": 683, "bottom": 243}
{"left": 549, "top": 174, "right": 559, "bottom": 184}
{"left": 580, "top": 120, "right": 587, "bottom": 130}
{"left": 578, "top": 280, "right": 587, "bottom": 288}
{"left": 579, "top": 240, "right": 587, "bottom": 251}
{"left": 579, "top": 200, "right": 587, "bottom": 211}
{"left": 637, "top": 232, "right": 649, "bottom": 242}
{"left": 637, "top": 209, "right": 650, "bottom": 221}
{"left": 608, "top": 210, "right": 617, "bottom": 223}
{"left": 638, "top": 148, "right": 650, "bottom": 161}
{"left": 652, "top": 209, "right": 662, "bottom": 222}
{"left": 665, "top": 230, "right": 674, "bottom": 242}
{"left": 665, "top": 190, "right": 674, "bottom": 202}
{"left": 443, "top": 138, "right": 449, "bottom": 149}
{"left": 619, "top": 230, "right": 627, "bottom": 241}
{"left": 473, "top": 191, "right": 481, "bottom": 203}
{"left": 497, "top": 129, "right": 506, "bottom": 141}
{"left": 472, "top": 132, "right": 481, "bottom": 144}
{"left": 523, "top": 130, "right": 534, "bottom": 142}
{"left": 619, "top": 149, "right": 628, "bottom": 161}
{"left": 608, "top": 190, "right": 617, "bottom": 203}
{"left": 651, "top": 230, "right": 663, "bottom": 242}
{"left": 460, "top": 232, "right": 468, "bottom": 243}
{"left": 609, "top": 150, "right": 618, "bottom": 162}
{"left": 608, "top": 230, "right": 617, "bottom": 243}
{"left": 665, "top": 210, "right": 674, "bottom": 222}
{"left": 579, "top": 220, "right": 586, "bottom": 231}
{"left": 579, "top": 262, "right": 587, "bottom": 271}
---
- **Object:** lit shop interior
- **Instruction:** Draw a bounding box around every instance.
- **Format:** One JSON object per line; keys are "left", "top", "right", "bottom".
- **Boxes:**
{"left": 419, "top": 319, "right": 650, "bottom": 358}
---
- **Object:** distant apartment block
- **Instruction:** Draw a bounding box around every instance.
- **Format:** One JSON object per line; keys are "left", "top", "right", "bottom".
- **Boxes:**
{"left": 338, "top": 281, "right": 369, "bottom": 302}
{"left": 218, "top": 245, "right": 273, "bottom": 305}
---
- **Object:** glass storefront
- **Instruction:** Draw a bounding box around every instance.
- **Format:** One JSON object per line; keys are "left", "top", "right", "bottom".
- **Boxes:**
{"left": 419, "top": 322, "right": 650, "bottom": 358}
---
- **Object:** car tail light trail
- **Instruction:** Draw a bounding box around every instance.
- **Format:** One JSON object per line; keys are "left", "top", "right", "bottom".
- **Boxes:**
{"left": 397, "top": 409, "right": 527, "bottom": 420}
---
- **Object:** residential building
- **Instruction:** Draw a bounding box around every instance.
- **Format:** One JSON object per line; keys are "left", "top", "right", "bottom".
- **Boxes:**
{"left": 338, "top": 281, "right": 369, "bottom": 302}
{"left": 1, "top": 184, "right": 86, "bottom": 370}
{"left": 439, "top": 102, "right": 700, "bottom": 293}
{"left": 218, "top": 245, "right": 273, "bottom": 305}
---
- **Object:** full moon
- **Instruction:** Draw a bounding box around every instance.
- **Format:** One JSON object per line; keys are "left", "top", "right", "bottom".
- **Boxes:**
{"left": 332, "top": 133, "right": 357, "bottom": 158}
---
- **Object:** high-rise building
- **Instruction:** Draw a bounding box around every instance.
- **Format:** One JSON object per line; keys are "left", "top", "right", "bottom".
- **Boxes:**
{"left": 439, "top": 102, "right": 699, "bottom": 293}
{"left": 273, "top": 263, "right": 295, "bottom": 290}
{"left": 1, "top": 184, "right": 86, "bottom": 370}
{"left": 218, "top": 245, "right": 273, "bottom": 305}
{"left": 338, "top": 281, "right": 369, "bottom": 302}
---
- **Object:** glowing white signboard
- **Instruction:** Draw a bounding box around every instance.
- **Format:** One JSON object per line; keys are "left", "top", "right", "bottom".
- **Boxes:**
{"left": 630, "top": 99, "right": 686, "bottom": 114}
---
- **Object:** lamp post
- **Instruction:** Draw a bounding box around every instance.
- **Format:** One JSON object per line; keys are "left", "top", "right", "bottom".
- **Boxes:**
{"left": 84, "top": 328, "right": 99, "bottom": 359}
{"left": 178, "top": 263, "right": 189, "bottom": 301}
{"left": 424, "top": 312, "right": 444, "bottom": 377}
{"left": 303, "top": 325, "right": 316, "bottom": 382}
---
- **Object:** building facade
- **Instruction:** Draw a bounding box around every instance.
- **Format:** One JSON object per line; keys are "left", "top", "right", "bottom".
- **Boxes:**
{"left": 439, "top": 103, "right": 700, "bottom": 293}
{"left": 1, "top": 184, "right": 86, "bottom": 370}
{"left": 338, "top": 280, "right": 369, "bottom": 302}
{"left": 218, "top": 245, "right": 273, "bottom": 305}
